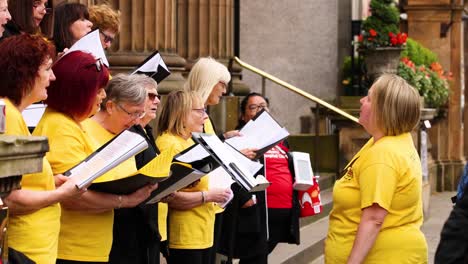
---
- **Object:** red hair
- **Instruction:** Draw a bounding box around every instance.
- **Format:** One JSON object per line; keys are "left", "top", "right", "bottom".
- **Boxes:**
{"left": 46, "top": 51, "right": 109, "bottom": 120}
{"left": 0, "top": 34, "right": 55, "bottom": 106}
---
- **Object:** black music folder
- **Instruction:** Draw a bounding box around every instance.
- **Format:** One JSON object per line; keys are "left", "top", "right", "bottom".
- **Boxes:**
{"left": 131, "top": 51, "right": 171, "bottom": 83}
{"left": 144, "top": 144, "right": 218, "bottom": 204}
{"left": 192, "top": 133, "right": 269, "bottom": 192}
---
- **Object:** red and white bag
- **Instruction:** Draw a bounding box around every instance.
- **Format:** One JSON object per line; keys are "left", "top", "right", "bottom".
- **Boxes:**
{"left": 298, "top": 176, "right": 322, "bottom": 217}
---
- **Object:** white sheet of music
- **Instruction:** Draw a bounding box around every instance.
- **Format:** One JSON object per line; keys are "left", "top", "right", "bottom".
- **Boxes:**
{"left": 67, "top": 130, "right": 148, "bottom": 189}
{"left": 174, "top": 144, "right": 210, "bottom": 163}
{"left": 226, "top": 111, "right": 289, "bottom": 151}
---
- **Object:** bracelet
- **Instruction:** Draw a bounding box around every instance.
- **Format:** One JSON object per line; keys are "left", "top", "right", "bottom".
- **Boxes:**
{"left": 116, "top": 195, "right": 123, "bottom": 209}
{"left": 201, "top": 191, "right": 206, "bottom": 204}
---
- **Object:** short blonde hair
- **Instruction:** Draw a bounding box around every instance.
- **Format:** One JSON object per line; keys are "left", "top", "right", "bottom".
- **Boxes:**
{"left": 89, "top": 4, "right": 121, "bottom": 34}
{"left": 157, "top": 90, "right": 203, "bottom": 137}
{"left": 184, "top": 57, "right": 231, "bottom": 104}
{"left": 371, "top": 74, "right": 421, "bottom": 136}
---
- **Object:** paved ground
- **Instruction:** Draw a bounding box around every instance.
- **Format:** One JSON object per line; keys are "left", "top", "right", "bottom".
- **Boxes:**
{"left": 310, "top": 191, "right": 455, "bottom": 264}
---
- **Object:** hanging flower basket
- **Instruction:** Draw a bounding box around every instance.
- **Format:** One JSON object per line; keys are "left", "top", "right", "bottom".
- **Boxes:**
{"left": 362, "top": 47, "right": 404, "bottom": 81}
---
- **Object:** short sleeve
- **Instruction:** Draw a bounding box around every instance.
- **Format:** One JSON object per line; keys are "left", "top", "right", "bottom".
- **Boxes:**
{"left": 358, "top": 163, "right": 398, "bottom": 210}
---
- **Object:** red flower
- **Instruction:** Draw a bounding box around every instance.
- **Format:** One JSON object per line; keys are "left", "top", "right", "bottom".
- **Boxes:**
{"left": 358, "top": 34, "right": 363, "bottom": 42}
{"left": 369, "top": 29, "right": 377, "bottom": 37}
{"left": 397, "top": 33, "right": 407, "bottom": 45}
{"left": 390, "top": 37, "right": 398, "bottom": 45}
{"left": 388, "top": 32, "right": 395, "bottom": 38}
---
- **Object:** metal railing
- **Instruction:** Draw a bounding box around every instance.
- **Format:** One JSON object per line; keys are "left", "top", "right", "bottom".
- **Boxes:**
{"left": 233, "top": 56, "right": 359, "bottom": 124}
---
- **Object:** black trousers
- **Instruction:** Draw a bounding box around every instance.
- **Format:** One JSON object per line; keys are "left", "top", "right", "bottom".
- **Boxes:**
{"left": 168, "top": 248, "right": 212, "bottom": 264}
{"left": 267, "top": 208, "right": 293, "bottom": 253}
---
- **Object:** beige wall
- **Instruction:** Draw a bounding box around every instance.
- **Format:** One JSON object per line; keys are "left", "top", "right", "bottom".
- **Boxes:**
{"left": 239, "top": 0, "right": 342, "bottom": 133}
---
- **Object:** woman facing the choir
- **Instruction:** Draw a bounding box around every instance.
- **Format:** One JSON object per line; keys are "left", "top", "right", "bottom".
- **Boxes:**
{"left": 325, "top": 74, "right": 428, "bottom": 263}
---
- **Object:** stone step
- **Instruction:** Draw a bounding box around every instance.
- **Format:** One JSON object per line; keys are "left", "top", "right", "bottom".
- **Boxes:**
{"left": 268, "top": 188, "right": 333, "bottom": 264}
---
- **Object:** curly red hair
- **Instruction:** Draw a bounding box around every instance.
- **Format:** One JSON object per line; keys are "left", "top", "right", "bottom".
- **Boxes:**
{"left": 0, "top": 34, "right": 56, "bottom": 106}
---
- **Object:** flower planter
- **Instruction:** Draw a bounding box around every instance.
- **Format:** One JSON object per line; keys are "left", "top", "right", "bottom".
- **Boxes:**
{"left": 363, "top": 47, "right": 404, "bottom": 81}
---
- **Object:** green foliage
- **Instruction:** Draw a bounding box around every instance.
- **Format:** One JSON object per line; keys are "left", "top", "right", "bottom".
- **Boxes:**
{"left": 400, "top": 38, "right": 438, "bottom": 67}
{"left": 397, "top": 61, "right": 449, "bottom": 108}
{"left": 359, "top": 0, "right": 405, "bottom": 49}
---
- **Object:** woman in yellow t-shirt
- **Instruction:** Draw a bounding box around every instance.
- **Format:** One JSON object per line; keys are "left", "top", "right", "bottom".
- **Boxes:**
{"left": 81, "top": 74, "right": 162, "bottom": 264}
{"left": 325, "top": 74, "right": 428, "bottom": 263}
{"left": 0, "top": 34, "right": 83, "bottom": 264}
{"left": 156, "top": 90, "right": 232, "bottom": 264}
{"left": 33, "top": 51, "right": 155, "bottom": 264}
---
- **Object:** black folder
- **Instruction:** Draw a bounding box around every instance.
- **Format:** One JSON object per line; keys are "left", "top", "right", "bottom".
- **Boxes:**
{"left": 143, "top": 144, "right": 219, "bottom": 204}
{"left": 131, "top": 50, "right": 171, "bottom": 83}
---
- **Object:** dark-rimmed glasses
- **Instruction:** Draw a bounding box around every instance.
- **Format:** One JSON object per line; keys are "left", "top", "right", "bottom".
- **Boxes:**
{"left": 247, "top": 104, "right": 268, "bottom": 112}
{"left": 116, "top": 103, "right": 146, "bottom": 119}
{"left": 100, "top": 31, "right": 115, "bottom": 44}
{"left": 148, "top": 92, "right": 161, "bottom": 101}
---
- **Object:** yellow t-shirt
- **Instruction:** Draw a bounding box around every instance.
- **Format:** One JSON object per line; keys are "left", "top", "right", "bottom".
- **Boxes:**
{"left": 156, "top": 132, "right": 216, "bottom": 249}
{"left": 33, "top": 109, "right": 114, "bottom": 262}
{"left": 4, "top": 99, "right": 61, "bottom": 264}
{"left": 158, "top": 203, "right": 168, "bottom": 241}
{"left": 325, "top": 133, "right": 428, "bottom": 264}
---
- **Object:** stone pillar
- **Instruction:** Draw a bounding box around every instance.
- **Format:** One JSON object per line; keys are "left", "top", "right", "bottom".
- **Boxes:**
{"left": 406, "top": 0, "right": 465, "bottom": 190}
{"left": 177, "top": 0, "right": 248, "bottom": 95}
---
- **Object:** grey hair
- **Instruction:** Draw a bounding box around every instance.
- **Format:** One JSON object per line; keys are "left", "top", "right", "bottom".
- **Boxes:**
{"left": 101, "top": 73, "right": 148, "bottom": 110}
{"left": 136, "top": 74, "right": 158, "bottom": 91}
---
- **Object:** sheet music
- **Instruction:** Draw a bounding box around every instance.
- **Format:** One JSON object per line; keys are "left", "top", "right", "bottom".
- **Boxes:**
{"left": 174, "top": 144, "right": 210, "bottom": 163}
{"left": 226, "top": 111, "right": 289, "bottom": 151}
{"left": 131, "top": 52, "right": 169, "bottom": 74}
{"left": 67, "top": 130, "right": 148, "bottom": 188}
{"left": 208, "top": 167, "right": 234, "bottom": 208}
{"left": 64, "top": 29, "right": 109, "bottom": 66}
{"left": 22, "top": 103, "right": 46, "bottom": 127}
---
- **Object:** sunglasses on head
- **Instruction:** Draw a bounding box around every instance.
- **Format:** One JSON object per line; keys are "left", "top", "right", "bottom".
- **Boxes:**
{"left": 86, "top": 58, "right": 105, "bottom": 72}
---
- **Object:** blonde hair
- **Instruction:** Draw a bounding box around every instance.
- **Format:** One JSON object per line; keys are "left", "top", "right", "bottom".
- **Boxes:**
{"left": 89, "top": 4, "right": 121, "bottom": 34}
{"left": 184, "top": 57, "right": 231, "bottom": 104}
{"left": 157, "top": 90, "right": 203, "bottom": 136}
{"left": 371, "top": 74, "right": 421, "bottom": 136}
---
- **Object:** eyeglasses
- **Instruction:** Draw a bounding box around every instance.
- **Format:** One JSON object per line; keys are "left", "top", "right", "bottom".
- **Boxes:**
{"left": 116, "top": 103, "right": 146, "bottom": 119}
{"left": 148, "top": 92, "right": 161, "bottom": 101}
{"left": 100, "top": 31, "right": 115, "bottom": 43}
{"left": 192, "top": 108, "right": 207, "bottom": 115}
{"left": 247, "top": 104, "right": 268, "bottom": 112}
{"left": 86, "top": 58, "right": 105, "bottom": 72}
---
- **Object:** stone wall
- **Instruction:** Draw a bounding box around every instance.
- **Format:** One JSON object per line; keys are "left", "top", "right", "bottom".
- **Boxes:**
{"left": 239, "top": 0, "right": 349, "bottom": 133}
